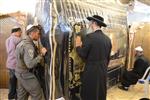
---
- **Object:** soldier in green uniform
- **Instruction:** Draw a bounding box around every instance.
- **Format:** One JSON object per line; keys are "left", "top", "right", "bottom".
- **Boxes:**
{"left": 15, "top": 25, "right": 47, "bottom": 100}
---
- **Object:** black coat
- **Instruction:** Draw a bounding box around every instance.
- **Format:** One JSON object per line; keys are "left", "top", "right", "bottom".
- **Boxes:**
{"left": 76, "top": 30, "right": 112, "bottom": 100}
{"left": 132, "top": 56, "right": 149, "bottom": 77}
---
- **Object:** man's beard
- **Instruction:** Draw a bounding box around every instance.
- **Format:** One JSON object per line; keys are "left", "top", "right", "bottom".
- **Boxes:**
{"left": 87, "top": 26, "right": 93, "bottom": 34}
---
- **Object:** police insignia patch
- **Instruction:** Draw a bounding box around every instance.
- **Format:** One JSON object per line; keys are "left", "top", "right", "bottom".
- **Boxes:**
{"left": 28, "top": 49, "right": 34, "bottom": 58}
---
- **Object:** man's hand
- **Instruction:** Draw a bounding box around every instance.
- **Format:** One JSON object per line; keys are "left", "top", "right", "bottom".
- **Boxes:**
{"left": 75, "top": 36, "right": 82, "bottom": 47}
{"left": 40, "top": 47, "right": 47, "bottom": 56}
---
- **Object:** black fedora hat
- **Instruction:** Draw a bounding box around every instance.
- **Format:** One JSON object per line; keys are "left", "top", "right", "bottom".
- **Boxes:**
{"left": 87, "top": 15, "right": 107, "bottom": 27}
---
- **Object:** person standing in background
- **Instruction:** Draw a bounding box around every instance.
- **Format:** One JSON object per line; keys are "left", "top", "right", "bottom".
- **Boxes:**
{"left": 6, "top": 26, "right": 22, "bottom": 100}
{"left": 75, "top": 15, "right": 112, "bottom": 100}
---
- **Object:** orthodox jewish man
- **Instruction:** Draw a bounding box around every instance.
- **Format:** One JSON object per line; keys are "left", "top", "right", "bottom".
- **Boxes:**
{"left": 75, "top": 15, "right": 112, "bottom": 100}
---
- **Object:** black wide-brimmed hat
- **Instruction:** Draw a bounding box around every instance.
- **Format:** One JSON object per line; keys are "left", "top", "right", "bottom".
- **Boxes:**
{"left": 87, "top": 15, "right": 107, "bottom": 27}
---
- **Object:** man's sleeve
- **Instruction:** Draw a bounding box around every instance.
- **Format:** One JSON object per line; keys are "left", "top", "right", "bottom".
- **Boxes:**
{"left": 107, "top": 41, "right": 112, "bottom": 65}
{"left": 24, "top": 44, "right": 42, "bottom": 69}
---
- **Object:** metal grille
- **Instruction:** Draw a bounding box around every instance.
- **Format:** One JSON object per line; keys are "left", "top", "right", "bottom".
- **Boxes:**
{"left": 0, "top": 17, "right": 21, "bottom": 34}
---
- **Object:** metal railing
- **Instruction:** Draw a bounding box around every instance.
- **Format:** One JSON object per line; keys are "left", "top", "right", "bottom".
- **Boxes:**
{"left": 138, "top": 66, "right": 150, "bottom": 100}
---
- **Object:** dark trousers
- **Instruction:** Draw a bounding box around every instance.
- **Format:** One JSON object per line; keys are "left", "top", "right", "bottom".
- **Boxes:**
{"left": 121, "top": 70, "right": 139, "bottom": 87}
{"left": 15, "top": 72, "right": 43, "bottom": 100}
{"left": 8, "top": 69, "right": 17, "bottom": 99}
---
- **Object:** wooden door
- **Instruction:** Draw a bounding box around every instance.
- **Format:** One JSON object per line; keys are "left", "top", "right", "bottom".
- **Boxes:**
{"left": 0, "top": 16, "right": 21, "bottom": 88}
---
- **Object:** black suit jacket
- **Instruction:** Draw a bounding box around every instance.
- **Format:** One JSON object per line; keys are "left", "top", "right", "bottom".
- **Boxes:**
{"left": 133, "top": 55, "right": 149, "bottom": 77}
{"left": 76, "top": 30, "right": 112, "bottom": 65}
{"left": 76, "top": 30, "right": 112, "bottom": 100}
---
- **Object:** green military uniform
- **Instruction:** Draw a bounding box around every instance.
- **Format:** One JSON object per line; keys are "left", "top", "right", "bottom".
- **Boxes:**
{"left": 15, "top": 36, "right": 43, "bottom": 100}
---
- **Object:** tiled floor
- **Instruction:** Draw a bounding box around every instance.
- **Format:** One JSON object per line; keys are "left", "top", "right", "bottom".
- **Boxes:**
{"left": 107, "top": 83, "right": 150, "bottom": 100}
{"left": 0, "top": 89, "right": 8, "bottom": 100}
{"left": 0, "top": 83, "right": 149, "bottom": 100}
